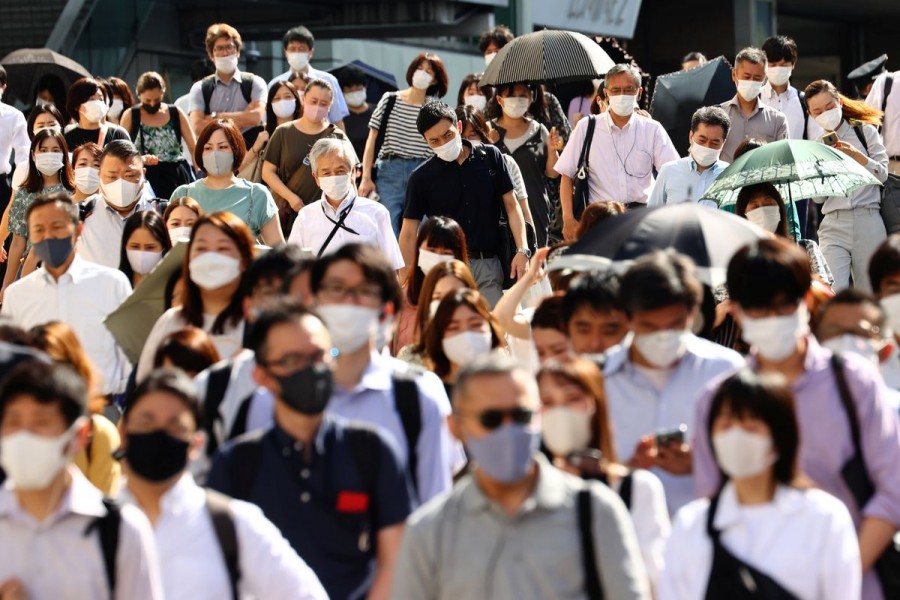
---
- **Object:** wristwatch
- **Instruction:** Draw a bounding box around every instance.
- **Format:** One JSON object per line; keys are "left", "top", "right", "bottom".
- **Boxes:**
{"left": 210, "top": 111, "right": 218, "bottom": 119}
{"left": 516, "top": 247, "right": 532, "bottom": 258}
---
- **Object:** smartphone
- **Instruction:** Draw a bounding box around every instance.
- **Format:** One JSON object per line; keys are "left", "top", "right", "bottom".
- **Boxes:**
{"left": 655, "top": 424, "right": 688, "bottom": 447}
{"left": 822, "top": 131, "right": 839, "bottom": 146}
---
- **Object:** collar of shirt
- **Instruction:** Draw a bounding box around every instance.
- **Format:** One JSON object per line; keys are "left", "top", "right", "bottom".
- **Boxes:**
{"left": 272, "top": 413, "right": 334, "bottom": 457}
{"left": 746, "top": 335, "right": 830, "bottom": 384}
{"left": 338, "top": 350, "right": 393, "bottom": 395}
{"left": 39, "top": 253, "right": 88, "bottom": 286}
{"left": 321, "top": 186, "right": 359, "bottom": 217}
{"left": 119, "top": 472, "right": 204, "bottom": 519}
{"left": 761, "top": 83, "right": 798, "bottom": 102}
{"left": 713, "top": 481, "right": 807, "bottom": 530}
{"left": 0, "top": 466, "right": 107, "bottom": 522}
{"left": 601, "top": 109, "right": 635, "bottom": 132}
{"left": 725, "top": 95, "right": 761, "bottom": 119}
{"left": 100, "top": 196, "right": 148, "bottom": 220}
{"left": 215, "top": 71, "right": 244, "bottom": 85}
{"left": 461, "top": 453, "right": 567, "bottom": 516}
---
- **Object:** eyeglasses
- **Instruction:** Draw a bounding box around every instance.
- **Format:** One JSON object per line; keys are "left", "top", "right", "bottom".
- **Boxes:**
{"left": 458, "top": 407, "right": 534, "bottom": 430}
{"left": 607, "top": 87, "right": 639, "bottom": 95}
{"left": 317, "top": 282, "right": 382, "bottom": 305}
{"left": 258, "top": 349, "right": 325, "bottom": 373}
{"left": 213, "top": 43, "right": 237, "bottom": 56}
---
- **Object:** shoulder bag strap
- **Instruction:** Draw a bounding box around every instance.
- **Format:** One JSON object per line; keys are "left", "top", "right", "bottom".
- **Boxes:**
{"left": 852, "top": 123, "right": 871, "bottom": 157}
{"left": 619, "top": 472, "right": 634, "bottom": 511}
{"left": 202, "top": 76, "right": 216, "bottom": 115}
{"left": 831, "top": 353, "right": 866, "bottom": 458}
{"left": 882, "top": 75, "right": 893, "bottom": 114}
{"left": 374, "top": 94, "right": 398, "bottom": 159}
{"left": 577, "top": 486, "right": 605, "bottom": 600}
{"left": 203, "top": 361, "right": 234, "bottom": 457}
{"left": 316, "top": 199, "right": 356, "bottom": 257}
{"left": 392, "top": 373, "right": 422, "bottom": 496}
{"left": 206, "top": 489, "right": 241, "bottom": 600}
{"left": 577, "top": 117, "right": 597, "bottom": 176}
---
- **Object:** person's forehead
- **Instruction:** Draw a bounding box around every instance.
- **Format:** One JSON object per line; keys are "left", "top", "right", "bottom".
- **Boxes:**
{"left": 317, "top": 151, "right": 352, "bottom": 170}
{"left": 3, "top": 394, "right": 65, "bottom": 418}
{"left": 322, "top": 259, "right": 367, "bottom": 283}
{"left": 101, "top": 154, "right": 141, "bottom": 171}
{"left": 268, "top": 317, "right": 328, "bottom": 352}
{"left": 821, "top": 303, "right": 877, "bottom": 328}
{"left": 736, "top": 61, "right": 765, "bottom": 73}
{"left": 424, "top": 118, "right": 454, "bottom": 139}
{"left": 606, "top": 72, "right": 637, "bottom": 87}
{"left": 287, "top": 41, "right": 311, "bottom": 52}
{"left": 30, "top": 203, "right": 71, "bottom": 222}
{"left": 694, "top": 123, "right": 725, "bottom": 138}
{"left": 128, "top": 391, "right": 193, "bottom": 420}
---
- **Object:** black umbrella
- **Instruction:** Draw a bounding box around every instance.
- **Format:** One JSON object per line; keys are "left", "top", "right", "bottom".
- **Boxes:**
{"left": 650, "top": 56, "right": 735, "bottom": 156}
{"left": 328, "top": 59, "right": 399, "bottom": 105}
{"left": 0, "top": 48, "right": 91, "bottom": 106}
{"left": 480, "top": 29, "right": 615, "bottom": 87}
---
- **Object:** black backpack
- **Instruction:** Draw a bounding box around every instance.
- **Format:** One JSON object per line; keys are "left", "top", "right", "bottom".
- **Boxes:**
{"left": 201, "top": 73, "right": 255, "bottom": 114}
{"left": 79, "top": 197, "right": 169, "bottom": 222}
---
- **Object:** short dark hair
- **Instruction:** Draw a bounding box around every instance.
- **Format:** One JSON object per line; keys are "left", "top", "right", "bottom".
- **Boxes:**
{"left": 691, "top": 105, "right": 731, "bottom": 138}
{"left": 868, "top": 234, "right": 900, "bottom": 296}
{"left": 106, "top": 76, "right": 135, "bottom": 106}
{"left": 735, "top": 182, "right": 790, "bottom": 238}
{"left": 205, "top": 23, "right": 243, "bottom": 56}
{"left": 531, "top": 293, "right": 565, "bottom": 332}
{"left": 727, "top": 239, "right": 811, "bottom": 309}
{"left": 246, "top": 298, "right": 320, "bottom": 359}
{"left": 310, "top": 243, "right": 403, "bottom": 311}
{"left": 26, "top": 191, "right": 78, "bottom": 228}
{"left": 0, "top": 361, "right": 86, "bottom": 427}
{"left": 123, "top": 368, "right": 203, "bottom": 428}
{"left": 118, "top": 210, "right": 172, "bottom": 283}
{"left": 681, "top": 51, "right": 707, "bottom": 64}
{"left": 66, "top": 77, "right": 106, "bottom": 124}
{"left": 478, "top": 25, "right": 514, "bottom": 54}
{"left": 100, "top": 139, "right": 142, "bottom": 168}
{"left": 708, "top": 369, "right": 800, "bottom": 486}
{"left": 455, "top": 104, "right": 490, "bottom": 142}
{"left": 734, "top": 137, "right": 767, "bottom": 160}
{"left": 735, "top": 47, "right": 767, "bottom": 68}
{"left": 417, "top": 100, "right": 457, "bottom": 136}
{"left": 283, "top": 25, "right": 315, "bottom": 50}
{"left": 26, "top": 103, "right": 64, "bottom": 140}
{"left": 562, "top": 271, "right": 622, "bottom": 324}
{"left": 816, "top": 288, "right": 887, "bottom": 335}
{"left": 245, "top": 243, "right": 308, "bottom": 293}
{"left": 406, "top": 52, "right": 449, "bottom": 98}
{"left": 152, "top": 328, "right": 220, "bottom": 376}
{"left": 619, "top": 251, "right": 703, "bottom": 316}
{"left": 337, "top": 66, "right": 368, "bottom": 89}
{"left": 195, "top": 119, "right": 246, "bottom": 174}
{"left": 761, "top": 35, "right": 798, "bottom": 64}
{"left": 135, "top": 71, "right": 165, "bottom": 95}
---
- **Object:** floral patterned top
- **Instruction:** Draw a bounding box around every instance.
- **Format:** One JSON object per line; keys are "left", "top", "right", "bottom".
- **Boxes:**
{"left": 9, "top": 183, "right": 69, "bottom": 237}
{"left": 134, "top": 120, "right": 185, "bottom": 163}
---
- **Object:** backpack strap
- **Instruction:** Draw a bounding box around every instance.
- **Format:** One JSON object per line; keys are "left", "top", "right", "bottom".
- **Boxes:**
{"left": 79, "top": 197, "right": 96, "bottom": 222}
{"left": 83, "top": 498, "right": 121, "bottom": 597}
{"left": 374, "top": 94, "right": 398, "bottom": 159}
{"left": 128, "top": 106, "right": 142, "bottom": 145}
{"left": 206, "top": 489, "right": 241, "bottom": 600}
{"left": 619, "top": 472, "right": 634, "bottom": 511}
{"left": 228, "top": 430, "right": 266, "bottom": 501}
{"left": 201, "top": 75, "right": 216, "bottom": 115}
{"left": 577, "top": 486, "right": 605, "bottom": 600}
{"left": 831, "top": 353, "right": 865, "bottom": 459}
{"left": 203, "top": 360, "right": 234, "bottom": 457}
{"left": 239, "top": 73, "right": 255, "bottom": 104}
{"left": 169, "top": 104, "right": 183, "bottom": 141}
{"left": 347, "top": 425, "right": 381, "bottom": 552}
{"left": 852, "top": 122, "right": 870, "bottom": 155}
{"left": 392, "top": 370, "right": 422, "bottom": 496}
{"left": 227, "top": 393, "right": 254, "bottom": 440}
{"left": 882, "top": 75, "right": 893, "bottom": 115}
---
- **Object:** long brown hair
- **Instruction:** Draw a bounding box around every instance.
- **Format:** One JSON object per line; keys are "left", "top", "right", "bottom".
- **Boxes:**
{"left": 804, "top": 79, "right": 883, "bottom": 126}
{"left": 410, "top": 260, "right": 477, "bottom": 350}
{"left": 28, "top": 321, "right": 106, "bottom": 414}
{"left": 181, "top": 211, "right": 256, "bottom": 333}
{"left": 25, "top": 128, "right": 74, "bottom": 194}
{"left": 537, "top": 358, "right": 618, "bottom": 463}
{"left": 423, "top": 288, "right": 505, "bottom": 379}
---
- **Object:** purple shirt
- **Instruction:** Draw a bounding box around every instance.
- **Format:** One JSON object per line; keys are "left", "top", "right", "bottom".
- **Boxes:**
{"left": 692, "top": 336, "right": 900, "bottom": 600}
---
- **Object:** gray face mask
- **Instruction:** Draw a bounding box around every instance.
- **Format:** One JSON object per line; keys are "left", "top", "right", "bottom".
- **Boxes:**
{"left": 464, "top": 423, "right": 540, "bottom": 483}
{"left": 33, "top": 236, "right": 74, "bottom": 268}
{"left": 202, "top": 150, "right": 234, "bottom": 177}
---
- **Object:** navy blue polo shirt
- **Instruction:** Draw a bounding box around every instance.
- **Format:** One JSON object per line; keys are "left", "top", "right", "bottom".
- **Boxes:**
{"left": 207, "top": 414, "right": 414, "bottom": 600}
{"left": 403, "top": 140, "right": 515, "bottom": 253}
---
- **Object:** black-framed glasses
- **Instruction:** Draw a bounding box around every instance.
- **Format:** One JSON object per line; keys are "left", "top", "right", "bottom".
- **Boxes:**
{"left": 459, "top": 407, "right": 534, "bottom": 430}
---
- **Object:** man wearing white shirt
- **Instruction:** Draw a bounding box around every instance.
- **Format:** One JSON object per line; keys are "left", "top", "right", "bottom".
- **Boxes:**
{"left": 0, "top": 361, "right": 162, "bottom": 600}
{"left": 0, "top": 66, "right": 30, "bottom": 212}
{"left": 865, "top": 62, "right": 900, "bottom": 175}
{"left": 78, "top": 140, "right": 153, "bottom": 268}
{"left": 2, "top": 193, "right": 132, "bottom": 394}
{"left": 648, "top": 106, "right": 730, "bottom": 208}
{"left": 119, "top": 369, "right": 328, "bottom": 600}
{"left": 557, "top": 63, "right": 679, "bottom": 240}
{"left": 288, "top": 138, "right": 403, "bottom": 270}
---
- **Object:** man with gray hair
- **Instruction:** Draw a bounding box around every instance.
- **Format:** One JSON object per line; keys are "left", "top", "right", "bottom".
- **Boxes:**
{"left": 287, "top": 137, "right": 403, "bottom": 269}
{"left": 391, "top": 353, "right": 651, "bottom": 600}
{"left": 719, "top": 47, "right": 789, "bottom": 162}
{"left": 556, "top": 63, "right": 678, "bottom": 240}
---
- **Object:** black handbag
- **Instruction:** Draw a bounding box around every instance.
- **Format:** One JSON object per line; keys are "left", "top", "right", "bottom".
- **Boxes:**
{"left": 572, "top": 116, "right": 597, "bottom": 221}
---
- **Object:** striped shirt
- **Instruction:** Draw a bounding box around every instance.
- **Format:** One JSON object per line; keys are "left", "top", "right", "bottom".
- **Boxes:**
{"left": 369, "top": 93, "right": 433, "bottom": 160}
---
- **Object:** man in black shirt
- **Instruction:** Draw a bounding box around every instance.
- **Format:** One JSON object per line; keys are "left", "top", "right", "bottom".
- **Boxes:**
{"left": 400, "top": 101, "right": 529, "bottom": 306}
{"left": 338, "top": 66, "right": 375, "bottom": 163}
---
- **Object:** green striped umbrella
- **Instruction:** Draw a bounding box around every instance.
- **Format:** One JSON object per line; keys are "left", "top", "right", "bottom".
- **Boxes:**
{"left": 702, "top": 139, "right": 882, "bottom": 207}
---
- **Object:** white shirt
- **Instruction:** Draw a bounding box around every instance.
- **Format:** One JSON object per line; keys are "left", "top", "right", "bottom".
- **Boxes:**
{"left": 137, "top": 307, "right": 245, "bottom": 381}
{"left": 647, "top": 156, "right": 728, "bottom": 207}
{"left": 288, "top": 189, "right": 404, "bottom": 270}
{"left": 659, "top": 483, "right": 861, "bottom": 600}
{"left": 0, "top": 467, "right": 163, "bottom": 600}
{"left": 77, "top": 196, "right": 153, "bottom": 268}
{"left": 2, "top": 255, "right": 132, "bottom": 394}
{"left": 612, "top": 469, "right": 671, "bottom": 593}
{"left": 0, "top": 102, "right": 30, "bottom": 175}
{"left": 121, "top": 474, "right": 327, "bottom": 600}
{"left": 866, "top": 72, "right": 900, "bottom": 156}
{"left": 759, "top": 83, "right": 809, "bottom": 140}
{"left": 555, "top": 111, "right": 679, "bottom": 205}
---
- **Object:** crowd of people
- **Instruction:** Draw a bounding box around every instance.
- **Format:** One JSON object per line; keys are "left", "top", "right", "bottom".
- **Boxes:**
{"left": 0, "top": 18, "right": 897, "bottom": 600}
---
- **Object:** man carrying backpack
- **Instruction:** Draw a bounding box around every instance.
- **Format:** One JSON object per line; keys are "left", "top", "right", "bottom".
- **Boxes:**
{"left": 208, "top": 300, "right": 413, "bottom": 600}
{"left": 118, "top": 369, "right": 327, "bottom": 600}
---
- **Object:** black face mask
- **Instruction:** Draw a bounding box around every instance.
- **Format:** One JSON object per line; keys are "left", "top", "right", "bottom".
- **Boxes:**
{"left": 273, "top": 363, "right": 334, "bottom": 415}
{"left": 122, "top": 430, "right": 190, "bottom": 482}
{"left": 143, "top": 103, "right": 161, "bottom": 114}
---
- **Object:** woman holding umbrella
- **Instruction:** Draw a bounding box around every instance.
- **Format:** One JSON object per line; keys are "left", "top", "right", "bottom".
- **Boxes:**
{"left": 805, "top": 79, "right": 888, "bottom": 292}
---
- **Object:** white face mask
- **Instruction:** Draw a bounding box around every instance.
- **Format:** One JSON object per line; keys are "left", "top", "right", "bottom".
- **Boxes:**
{"left": 745, "top": 205, "right": 781, "bottom": 232}
{"left": 712, "top": 426, "right": 776, "bottom": 480}
{"left": 765, "top": 66, "right": 793, "bottom": 87}
{"left": 411, "top": 69, "right": 433, "bottom": 91}
{"left": 501, "top": 97, "right": 530, "bottom": 119}
{"left": 316, "top": 304, "right": 380, "bottom": 354}
{"left": 189, "top": 252, "right": 241, "bottom": 290}
{"left": 168, "top": 226, "right": 192, "bottom": 244}
{"left": 271, "top": 99, "right": 296, "bottom": 119}
{"left": 34, "top": 152, "right": 64, "bottom": 176}
{"left": 736, "top": 80, "right": 763, "bottom": 102}
{"left": 81, "top": 99, "right": 108, "bottom": 123}
{"left": 740, "top": 303, "right": 809, "bottom": 361}
{"left": 608, "top": 94, "right": 637, "bottom": 117}
{"left": 344, "top": 90, "right": 367, "bottom": 108}
{"left": 417, "top": 248, "right": 454, "bottom": 274}
{"left": 100, "top": 177, "right": 143, "bottom": 209}
{"left": 215, "top": 55, "right": 239, "bottom": 75}
{"left": 633, "top": 329, "right": 688, "bottom": 368}
{"left": 815, "top": 105, "right": 843, "bottom": 132}
{"left": 690, "top": 143, "right": 721, "bottom": 168}
{"left": 822, "top": 334, "right": 882, "bottom": 366}
{"left": 484, "top": 52, "right": 498, "bottom": 66}
{"left": 127, "top": 249, "right": 163, "bottom": 275}
{"left": 464, "top": 94, "right": 487, "bottom": 111}
{"left": 287, "top": 52, "right": 310, "bottom": 72}
{"left": 880, "top": 293, "right": 900, "bottom": 334}
{"left": 108, "top": 98, "right": 125, "bottom": 119}
{"left": 74, "top": 166, "right": 100, "bottom": 195}
{"left": 0, "top": 419, "right": 83, "bottom": 490}
{"left": 318, "top": 174, "right": 351, "bottom": 200}
{"left": 203, "top": 150, "right": 234, "bottom": 177}
{"left": 442, "top": 330, "right": 492, "bottom": 366}
{"left": 433, "top": 132, "right": 463, "bottom": 162}
{"left": 541, "top": 406, "right": 593, "bottom": 457}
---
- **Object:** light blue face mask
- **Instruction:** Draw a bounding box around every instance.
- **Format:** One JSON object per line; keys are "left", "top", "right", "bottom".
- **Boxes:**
{"left": 465, "top": 423, "right": 540, "bottom": 483}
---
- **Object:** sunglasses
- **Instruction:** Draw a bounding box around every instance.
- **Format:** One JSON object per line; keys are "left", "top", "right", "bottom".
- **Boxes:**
{"left": 460, "top": 407, "right": 534, "bottom": 430}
